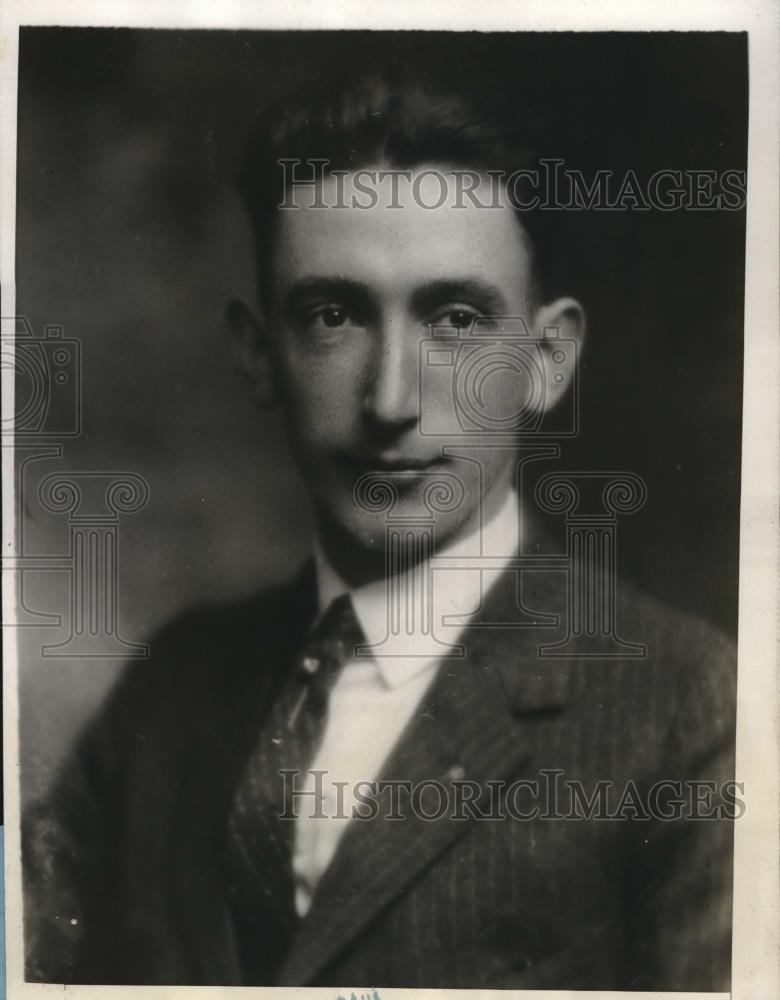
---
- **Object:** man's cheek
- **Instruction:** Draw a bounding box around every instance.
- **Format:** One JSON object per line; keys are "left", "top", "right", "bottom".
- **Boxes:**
{"left": 280, "top": 375, "right": 349, "bottom": 435}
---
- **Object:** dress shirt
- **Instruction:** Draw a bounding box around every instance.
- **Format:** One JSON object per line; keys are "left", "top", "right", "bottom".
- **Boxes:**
{"left": 291, "top": 489, "right": 520, "bottom": 916}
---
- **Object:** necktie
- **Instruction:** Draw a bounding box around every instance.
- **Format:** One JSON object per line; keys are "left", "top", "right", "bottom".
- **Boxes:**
{"left": 224, "top": 593, "right": 366, "bottom": 980}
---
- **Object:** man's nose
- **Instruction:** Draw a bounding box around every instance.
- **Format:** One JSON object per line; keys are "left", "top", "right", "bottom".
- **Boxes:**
{"left": 361, "top": 320, "right": 420, "bottom": 433}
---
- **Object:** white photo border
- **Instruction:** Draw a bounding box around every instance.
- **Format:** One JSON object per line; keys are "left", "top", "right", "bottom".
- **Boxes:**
{"left": 1, "top": 2, "right": 777, "bottom": 999}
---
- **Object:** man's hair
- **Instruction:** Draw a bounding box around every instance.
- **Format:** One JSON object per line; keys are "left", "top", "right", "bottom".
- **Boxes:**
{"left": 237, "top": 68, "right": 558, "bottom": 302}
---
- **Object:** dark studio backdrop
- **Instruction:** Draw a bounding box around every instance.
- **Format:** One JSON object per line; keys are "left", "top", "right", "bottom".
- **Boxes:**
{"left": 15, "top": 28, "right": 747, "bottom": 803}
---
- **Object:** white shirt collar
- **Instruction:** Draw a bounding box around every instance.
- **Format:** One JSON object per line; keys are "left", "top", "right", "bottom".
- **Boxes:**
{"left": 315, "top": 488, "right": 520, "bottom": 689}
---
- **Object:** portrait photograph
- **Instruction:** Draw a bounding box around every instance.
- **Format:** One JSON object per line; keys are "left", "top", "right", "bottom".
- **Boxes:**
{"left": 1, "top": 3, "right": 778, "bottom": 999}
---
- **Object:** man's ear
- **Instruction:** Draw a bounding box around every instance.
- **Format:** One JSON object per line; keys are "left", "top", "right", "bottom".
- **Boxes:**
{"left": 225, "top": 298, "right": 278, "bottom": 408}
{"left": 532, "top": 296, "right": 586, "bottom": 413}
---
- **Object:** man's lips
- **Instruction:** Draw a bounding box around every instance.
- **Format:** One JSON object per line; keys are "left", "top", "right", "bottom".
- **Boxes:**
{"left": 338, "top": 453, "right": 448, "bottom": 473}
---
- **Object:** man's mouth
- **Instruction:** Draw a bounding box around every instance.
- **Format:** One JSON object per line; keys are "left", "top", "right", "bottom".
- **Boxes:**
{"left": 338, "top": 452, "right": 448, "bottom": 475}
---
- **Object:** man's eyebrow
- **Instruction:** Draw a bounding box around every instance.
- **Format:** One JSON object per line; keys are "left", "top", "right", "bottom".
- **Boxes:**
{"left": 411, "top": 279, "right": 508, "bottom": 315}
{"left": 283, "top": 276, "right": 374, "bottom": 312}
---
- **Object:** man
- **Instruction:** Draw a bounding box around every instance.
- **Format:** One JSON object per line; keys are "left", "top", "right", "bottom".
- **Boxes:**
{"left": 24, "top": 70, "right": 736, "bottom": 990}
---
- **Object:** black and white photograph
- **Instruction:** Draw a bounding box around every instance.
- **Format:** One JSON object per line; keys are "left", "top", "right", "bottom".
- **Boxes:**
{"left": 1, "top": 2, "right": 778, "bottom": 998}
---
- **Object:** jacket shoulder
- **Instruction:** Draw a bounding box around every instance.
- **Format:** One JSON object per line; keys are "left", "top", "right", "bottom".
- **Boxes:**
{"left": 613, "top": 578, "right": 737, "bottom": 754}
{"left": 86, "top": 566, "right": 315, "bottom": 761}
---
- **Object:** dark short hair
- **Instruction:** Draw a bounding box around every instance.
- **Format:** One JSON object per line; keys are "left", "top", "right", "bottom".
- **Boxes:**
{"left": 237, "top": 68, "right": 558, "bottom": 301}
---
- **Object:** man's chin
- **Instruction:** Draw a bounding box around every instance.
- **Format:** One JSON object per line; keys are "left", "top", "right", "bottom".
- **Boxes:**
{"left": 324, "top": 502, "right": 469, "bottom": 556}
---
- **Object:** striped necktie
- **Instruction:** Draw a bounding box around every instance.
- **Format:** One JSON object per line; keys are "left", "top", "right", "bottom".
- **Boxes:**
{"left": 224, "top": 593, "right": 366, "bottom": 980}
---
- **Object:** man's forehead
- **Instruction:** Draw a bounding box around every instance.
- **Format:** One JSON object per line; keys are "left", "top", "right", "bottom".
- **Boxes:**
{"left": 271, "top": 163, "right": 534, "bottom": 295}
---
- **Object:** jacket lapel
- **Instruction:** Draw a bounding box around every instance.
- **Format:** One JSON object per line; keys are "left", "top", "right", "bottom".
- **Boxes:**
{"left": 277, "top": 564, "right": 574, "bottom": 986}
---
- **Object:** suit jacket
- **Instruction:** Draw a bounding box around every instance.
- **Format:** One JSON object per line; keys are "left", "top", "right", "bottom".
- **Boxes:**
{"left": 23, "top": 561, "right": 736, "bottom": 990}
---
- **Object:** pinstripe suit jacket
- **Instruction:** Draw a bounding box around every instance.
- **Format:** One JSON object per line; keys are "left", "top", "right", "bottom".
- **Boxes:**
{"left": 24, "top": 560, "right": 736, "bottom": 990}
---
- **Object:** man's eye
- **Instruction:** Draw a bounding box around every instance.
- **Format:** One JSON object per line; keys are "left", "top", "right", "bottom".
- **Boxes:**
{"left": 321, "top": 306, "right": 347, "bottom": 328}
{"left": 430, "top": 308, "right": 478, "bottom": 330}
{"left": 303, "top": 305, "right": 361, "bottom": 332}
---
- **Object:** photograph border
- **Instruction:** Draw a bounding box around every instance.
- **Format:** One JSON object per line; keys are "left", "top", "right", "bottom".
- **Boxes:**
{"left": 1, "top": 2, "right": 777, "bottom": 999}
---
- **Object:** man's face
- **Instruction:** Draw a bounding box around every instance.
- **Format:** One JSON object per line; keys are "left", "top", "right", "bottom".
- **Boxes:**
{"left": 253, "top": 166, "right": 572, "bottom": 554}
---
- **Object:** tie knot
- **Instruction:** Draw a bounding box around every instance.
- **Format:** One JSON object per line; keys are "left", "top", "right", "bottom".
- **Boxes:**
{"left": 315, "top": 592, "right": 363, "bottom": 643}
{"left": 297, "top": 593, "right": 366, "bottom": 691}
